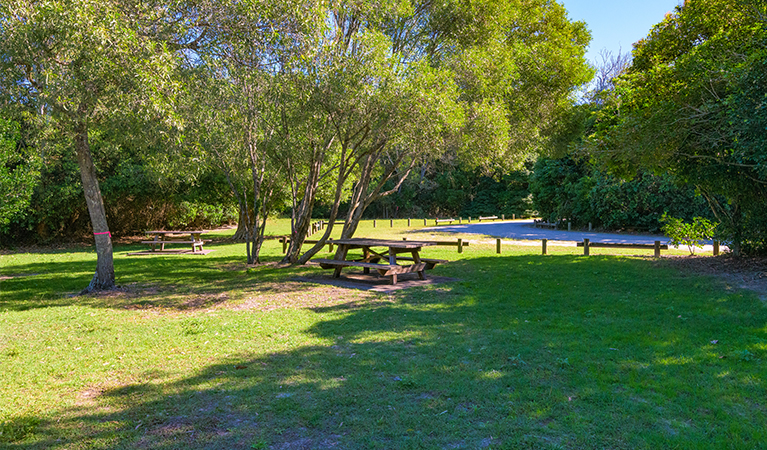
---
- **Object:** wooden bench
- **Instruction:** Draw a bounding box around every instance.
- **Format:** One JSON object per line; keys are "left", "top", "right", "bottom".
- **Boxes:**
{"left": 534, "top": 219, "right": 557, "bottom": 229}
{"left": 478, "top": 216, "right": 498, "bottom": 222}
{"left": 311, "top": 258, "right": 427, "bottom": 284}
{"left": 577, "top": 239, "right": 668, "bottom": 257}
{"left": 434, "top": 218, "right": 456, "bottom": 225}
{"left": 393, "top": 256, "right": 448, "bottom": 270}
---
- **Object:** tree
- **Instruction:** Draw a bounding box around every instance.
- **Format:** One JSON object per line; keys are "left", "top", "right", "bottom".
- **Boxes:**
{"left": 0, "top": 0, "right": 182, "bottom": 291}
{"left": 290, "top": 0, "right": 593, "bottom": 264}
{"left": 588, "top": 0, "right": 767, "bottom": 254}
{"left": 0, "top": 118, "right": 40, "bottom": 233}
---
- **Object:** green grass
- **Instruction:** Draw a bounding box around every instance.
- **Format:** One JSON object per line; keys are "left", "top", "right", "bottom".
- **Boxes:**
{"left": 1, "top": 220, "right": 765, "bottom": 449}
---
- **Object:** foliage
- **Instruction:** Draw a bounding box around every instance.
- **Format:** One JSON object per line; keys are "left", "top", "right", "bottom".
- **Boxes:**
{"left": 530, "top": 155, "right": 711, "bottom": 231}
{"left": 0, "top": 118, "right": 40, "bottom": 232}
{"left": 588, "top": 0, "right": 767, "bottom": 254}
{"left": 368, "top": 163, "right": 534, "bottom": 218}
{"left": 660, "top": 213, "right": 717, "bottom": 255}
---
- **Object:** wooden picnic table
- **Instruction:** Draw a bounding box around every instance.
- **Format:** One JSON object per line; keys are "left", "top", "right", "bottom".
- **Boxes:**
{"left": 141, "top": 230, "right": 211, "bottom": 253}
{"left": 311, "top": 238, "right": 446, "bottom": 285}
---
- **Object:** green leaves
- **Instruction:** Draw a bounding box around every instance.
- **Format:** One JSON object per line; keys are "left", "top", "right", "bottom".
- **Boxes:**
{"left": 660, "top": 213, "right": 717, "bottom": 256}
{"left": 587, "top": 0, "right": 767, "bottom": 254}
{"left": 0, "top": 118, "right": 40, "bottom": 231}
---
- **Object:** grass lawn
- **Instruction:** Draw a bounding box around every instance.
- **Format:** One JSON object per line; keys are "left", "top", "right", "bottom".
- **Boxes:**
{"left": 1, "top": 220, "right": 765, "bottom": 449}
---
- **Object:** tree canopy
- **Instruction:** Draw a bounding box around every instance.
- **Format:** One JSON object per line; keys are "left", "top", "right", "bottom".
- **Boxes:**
{"left": 587, "top": 0, "right": 767, "bottom": 254}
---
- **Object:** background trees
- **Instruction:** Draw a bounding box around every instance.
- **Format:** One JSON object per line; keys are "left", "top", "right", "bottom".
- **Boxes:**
{"left": 587, "top": 0, "right": 767, "bottom": 254}
{"left": 0, "top": 0, "right": 189, "bottom": 290}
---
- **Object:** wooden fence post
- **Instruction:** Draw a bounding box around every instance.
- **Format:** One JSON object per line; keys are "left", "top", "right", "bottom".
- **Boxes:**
{"left": 589, "top": 222, "right": 592, "bottom": 231}
{"left": 373, "top": 219, "right": 376, "bottom": 228}
{"left": 282, "top": 236, "right": 288, "bottom": 254}
{"left": 501, "top": 214, "right": 505, "bottom": 220}
{"left": 713, "top": 240, "right": 719, "bottom": 256}
{"left": 583, "top": 238, "right": 590, "bottom": 256}
{"left": 496, "top": 238, "right": 501, "bottom": 254}
{"left": 390, "top": 219, "right": 393, "bottom": 228}
{"left": 468, "top": 216, "right": 471, "bottom": 223}
{"left": 408, "top": 218, "right": 411, "bottom": 227}
{"left": 568, "top": 222, "right": 572, "bottom": 231}
{"left": 654, "top": 241, "right": 661, "bottom": 258}
{"left": 458, "top": 238, "right": 463, "bottom": 253}
{"left": 512, "top": 214, "right": 515, "bottom": 220}
{"left": 459, "top": 217, "right": 462, "bottom": 224}
{"left": 424, "top": 218, "right": 427, "bottom": 226}
{"left": 542, "top": 239, "right": 547, "bottom": 255}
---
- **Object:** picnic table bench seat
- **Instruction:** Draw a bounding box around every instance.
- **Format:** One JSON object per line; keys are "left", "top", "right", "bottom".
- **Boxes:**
{"left": 435, "top": 218, "right": 456, "bottom": 225}
{"left": 311, "top": 258, "right": 427, "bottom": 276}
{"left": 391, "top": 256, "right": 448, "bottom": 270}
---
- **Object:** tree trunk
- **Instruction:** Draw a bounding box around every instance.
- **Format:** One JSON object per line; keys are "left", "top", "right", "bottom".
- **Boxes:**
{"left": 232, "top": 208, "right": 250, "bottom": 241}
{"left": 282, "top": 152, "right": 322, "bottom": 264}
{"left": 74, "top": 120, "right": 115, "bottom": 293}
{"left": 338, "top": 152, "right": 416, "bottom": 247}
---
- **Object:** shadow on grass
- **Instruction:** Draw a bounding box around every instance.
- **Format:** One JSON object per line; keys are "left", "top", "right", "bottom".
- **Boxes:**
{"left": 0, "top": 243, "right": 313, "bottom": 311}
{"left": 4, "top": 255, "right": 767, "bottom": 448}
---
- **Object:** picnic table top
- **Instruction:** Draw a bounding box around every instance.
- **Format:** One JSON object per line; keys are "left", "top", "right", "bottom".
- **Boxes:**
{"left": 331, "top": 238, "right": 437, "bottom": 249}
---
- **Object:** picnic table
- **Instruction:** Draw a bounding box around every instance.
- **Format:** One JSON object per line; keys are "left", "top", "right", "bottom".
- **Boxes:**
{"left": 311, "top": 238, "right": 446, "bottom": 285}
{"left": 141, "top": 230, "right": 211, "bottom": 253}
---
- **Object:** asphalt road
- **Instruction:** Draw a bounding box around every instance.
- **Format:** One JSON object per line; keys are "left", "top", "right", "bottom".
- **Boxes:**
{"left": 428, "top": 219, "right": 670, "bottom": 245}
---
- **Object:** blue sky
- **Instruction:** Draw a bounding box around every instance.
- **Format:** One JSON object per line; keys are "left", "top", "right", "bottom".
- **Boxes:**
{"left": 561, "top": 0, "right": 683, "bottom": 64}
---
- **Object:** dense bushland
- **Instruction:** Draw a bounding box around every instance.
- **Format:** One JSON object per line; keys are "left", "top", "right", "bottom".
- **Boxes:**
{"left": 530, "top": 156, "right": 711, "bottom": 232}
{"left": 0, "top": 133, "right": 236, "bottom": 246}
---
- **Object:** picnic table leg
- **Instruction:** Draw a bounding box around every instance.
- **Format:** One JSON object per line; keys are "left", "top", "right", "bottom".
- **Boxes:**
{"left": 388, "top": 247, "right": 399, "bottom": 284}
{"left": 363, "top": 247, "right": 371, "bottom": 274}
{"left": 333, "top": 245, "right": 349, "bottom": 278}
{"left": 411, "top": 250, "right": 425, "bottom": 280}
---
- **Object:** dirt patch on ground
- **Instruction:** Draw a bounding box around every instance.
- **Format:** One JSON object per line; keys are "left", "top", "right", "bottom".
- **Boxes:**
{"left": 663, "top": 254, "right": 767, "bottom": 301}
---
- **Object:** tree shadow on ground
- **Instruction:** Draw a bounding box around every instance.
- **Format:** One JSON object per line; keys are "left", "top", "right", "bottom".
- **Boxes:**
{"left": 4, "top": 256, "right": 767, "bottom": 449}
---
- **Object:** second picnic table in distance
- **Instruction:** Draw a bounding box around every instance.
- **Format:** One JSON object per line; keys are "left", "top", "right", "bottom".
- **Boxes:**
{"left": 141, "top": 230, "right": 211, "bottom": 253}
{"left": 311, "top": 238, "right": 446, "bottom": 285}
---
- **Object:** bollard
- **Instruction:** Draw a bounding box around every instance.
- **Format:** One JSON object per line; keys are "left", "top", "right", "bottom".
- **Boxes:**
{"left": 713, "top": 240, "right": 719, "bottom": 256}
{"left": 502, "top": 214, "right": 505, "bottom": 220}
{"left": 542, "top": 238, "right": 548, "bottom": 255}
{"left": 589, "top": 222, "right": 592, "bottom": 231}
{"left": 496, "top": 238, "right": 501, "bottom": 254}
{"left": 329, "top": 242, "right": 334, "bottom": 252}
{"left": 459, "top": 217, "right": 462, "bottom": 224}
{"left": 468, "top": 216, "right": 471, "bottom": 223}
{"left": 568, "top": 222, "right": 572, "bottom": 231}
{"left": 282, "top": 236, "right": 288, "bottom": 253}
{"left": 390, "top": 219, "right": 393, "bottom": 228}
{"left": 373, "top": 219, "right": 377, "bottom": 228}
{"left": 654, "top": 240, "right": 661, "bottom": 258}
{"left": 583, "top": 238, "right": 590, "bottom": 256}
{"left": 408, "top": 218, "right": 411, "bottom": 227}
{"left": 512, "top": 214, "right": 515, "bottom": 220}
{"left": 424, "top": 218, "right": 427, "bottom": 226}
{"left": 458, "top": 238, "right": 463, "bottom": 253}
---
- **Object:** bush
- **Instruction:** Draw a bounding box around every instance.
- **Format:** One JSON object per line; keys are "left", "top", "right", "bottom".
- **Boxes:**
{"left": 660, "top": 213, "right": 717, "bottom": 255}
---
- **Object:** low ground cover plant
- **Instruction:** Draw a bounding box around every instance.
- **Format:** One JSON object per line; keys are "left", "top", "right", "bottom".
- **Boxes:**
{"left": 1, "top": 220, "right": 765, "bottom": 449}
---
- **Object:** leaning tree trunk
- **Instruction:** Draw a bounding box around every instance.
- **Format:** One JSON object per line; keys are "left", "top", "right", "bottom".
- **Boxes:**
{"left": 282, "top": 153, "right": 323, "bottom": 264}
{"left": 74, "top": 120, "right": 115, "bottom": 293}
